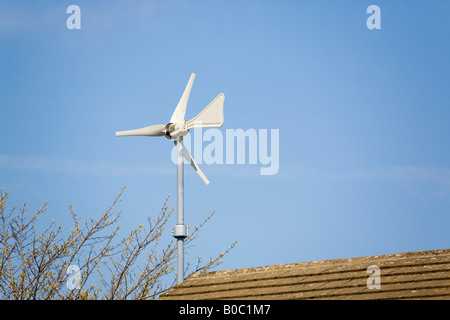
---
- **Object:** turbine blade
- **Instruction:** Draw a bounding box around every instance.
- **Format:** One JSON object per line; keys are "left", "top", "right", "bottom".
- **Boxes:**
{"left": 186, "top": 93, "right": 224, "bottom": 129}
{"left": 176, "top": 141, "right": 210, "bottom": 185}
{"left": 170, "top": 73, "right": 196, "bottom": 123}
{"left": 116, "top": 124, "right": 165, "bottom": 137}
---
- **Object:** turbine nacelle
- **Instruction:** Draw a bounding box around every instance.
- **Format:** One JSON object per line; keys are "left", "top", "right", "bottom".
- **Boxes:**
{"left": 164, "top": 121, "right": 189, "bottom": 140}
{"left": 115, "top": 73, "right": 225, "bottom": 185}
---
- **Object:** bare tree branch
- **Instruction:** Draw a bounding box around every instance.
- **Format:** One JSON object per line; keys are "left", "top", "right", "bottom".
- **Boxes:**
{"left": 0, "top": 187, "right": 236, "bottom": 300}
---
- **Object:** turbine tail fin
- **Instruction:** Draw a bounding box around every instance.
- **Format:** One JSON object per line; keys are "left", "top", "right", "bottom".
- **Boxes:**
{"left": 187, "top": 93, "right": 224, "bottom": 129}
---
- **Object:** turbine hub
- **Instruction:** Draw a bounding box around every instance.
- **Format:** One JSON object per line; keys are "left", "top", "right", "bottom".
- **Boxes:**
{"left": 164, "top": 122, "right": 173, "bottom": 139}
{"left": 164, "top": 121, "right": 189, "bottom": 140}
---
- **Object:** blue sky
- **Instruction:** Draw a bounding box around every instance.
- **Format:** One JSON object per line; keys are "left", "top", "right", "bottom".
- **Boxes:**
{"left": 1, "top": 0, "right": 449, "bottom": 276}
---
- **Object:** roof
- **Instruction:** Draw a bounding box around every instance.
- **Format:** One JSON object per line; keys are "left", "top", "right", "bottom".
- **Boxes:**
{"left": 159, "top": 248, "right": 450, "bottom": 300}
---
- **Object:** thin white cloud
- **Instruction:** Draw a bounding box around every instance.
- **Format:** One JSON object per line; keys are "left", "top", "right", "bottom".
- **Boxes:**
{"left": 0, "top": 1, "right": 158, "bottom": 36}
{"left": 0, "top": 2, "right": 61, "bottom": 35}
{"left": 2, "top": 154, "right": 450, "bottom": 194}
{"left": 0, "top": 154, "right": 173, "bottom": 177}
{"left": 279, "top": 163, "right": 450, "bottom": 194}
{"left": 347, "top": 166, "right": 450, "bottom": 186}
{"left": 87, "top": 0, "right": 158, "bottom": 31}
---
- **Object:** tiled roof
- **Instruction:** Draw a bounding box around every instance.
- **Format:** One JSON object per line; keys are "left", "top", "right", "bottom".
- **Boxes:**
{"left": 160, "top": 249, "right": 450, "bottom": 300}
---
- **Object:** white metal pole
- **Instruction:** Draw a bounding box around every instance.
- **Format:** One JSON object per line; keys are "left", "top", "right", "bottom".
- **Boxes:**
{"left": 175, "top": 136, "right": 186, "bottom": 285}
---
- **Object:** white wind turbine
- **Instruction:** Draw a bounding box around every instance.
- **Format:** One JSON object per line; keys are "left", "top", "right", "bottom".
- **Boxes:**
{"left": 116, "top": 73, "right": 225, "bottom": 284}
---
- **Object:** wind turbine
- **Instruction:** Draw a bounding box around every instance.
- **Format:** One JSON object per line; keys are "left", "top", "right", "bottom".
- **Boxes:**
{"left": 116, "top": 73, "right": 225, "bottom": 284}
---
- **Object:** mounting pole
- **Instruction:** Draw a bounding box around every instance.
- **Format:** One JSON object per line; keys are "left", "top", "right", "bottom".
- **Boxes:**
{"left": 173, "top": 136, "right": 187, "bottom": 284}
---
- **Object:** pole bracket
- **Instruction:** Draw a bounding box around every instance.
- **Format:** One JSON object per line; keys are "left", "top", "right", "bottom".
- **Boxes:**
{"left": 172, "top": 224, "right": 188, "bottom": 239}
